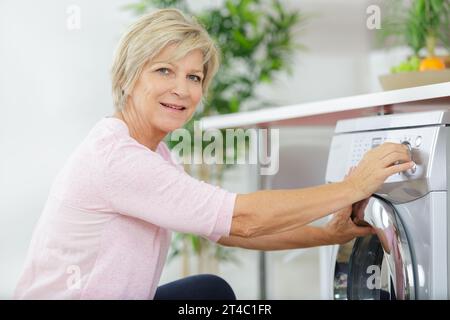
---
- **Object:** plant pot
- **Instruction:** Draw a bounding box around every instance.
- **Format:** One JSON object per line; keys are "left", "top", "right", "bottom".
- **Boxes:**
{"left": 379, "top": 69, "right": 450, "bottom": 91}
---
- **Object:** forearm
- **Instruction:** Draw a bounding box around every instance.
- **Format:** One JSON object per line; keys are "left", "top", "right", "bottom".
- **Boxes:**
{"left": 231, "top": 181, "right": 362, "bottom": 238}
{"left": 219, "top": 225, "right": 333, "bottom": 250}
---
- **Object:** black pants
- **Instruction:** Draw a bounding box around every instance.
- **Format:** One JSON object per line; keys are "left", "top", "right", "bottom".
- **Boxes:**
{"left": 154, "top": 274, "right": 236, "bottom": 300}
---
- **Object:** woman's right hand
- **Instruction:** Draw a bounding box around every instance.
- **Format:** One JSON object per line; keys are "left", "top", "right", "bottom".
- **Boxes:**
{"left": 345, "top": 142, "right": 415, "bottom": 200}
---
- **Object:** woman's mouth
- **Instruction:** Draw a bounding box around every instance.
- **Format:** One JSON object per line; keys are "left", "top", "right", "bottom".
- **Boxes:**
{"left": 160, "top": 102, "right": 186, "bottom": 112}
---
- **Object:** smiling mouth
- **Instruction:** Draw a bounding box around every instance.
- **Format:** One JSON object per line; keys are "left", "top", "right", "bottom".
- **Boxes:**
{"left": 160, "top": 102, "right": 186, "bottom": 111}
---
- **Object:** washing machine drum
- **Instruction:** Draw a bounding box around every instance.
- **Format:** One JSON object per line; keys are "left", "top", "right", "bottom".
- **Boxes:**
{"left": 333, "top": 196, "right": 416, "bottom": 300}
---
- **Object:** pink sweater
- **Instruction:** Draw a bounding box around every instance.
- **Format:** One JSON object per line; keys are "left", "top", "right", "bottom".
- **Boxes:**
{"left": 14, "top": 117, "right": 236, "bottom": 300}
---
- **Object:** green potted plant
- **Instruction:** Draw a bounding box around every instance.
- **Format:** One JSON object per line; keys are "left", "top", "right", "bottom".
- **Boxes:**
{"left": 378, "top": 0, "right": 450, "bottom": 90}
{"left": 124, "top": 0, "right": 304, "bottom": 276}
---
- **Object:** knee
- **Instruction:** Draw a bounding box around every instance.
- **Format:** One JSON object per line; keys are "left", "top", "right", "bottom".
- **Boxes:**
{"left": 196, "top": 274, "right": 236, "bottom": 300}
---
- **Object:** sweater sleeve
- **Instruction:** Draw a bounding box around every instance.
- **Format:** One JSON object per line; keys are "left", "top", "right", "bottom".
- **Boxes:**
{"left": 101, "top": 135, "right": 236, "bottom": 242}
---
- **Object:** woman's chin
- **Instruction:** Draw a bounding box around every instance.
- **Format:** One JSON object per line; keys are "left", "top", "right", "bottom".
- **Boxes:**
{"left": 159, "top": 121, "right": 187, "bottom": 134}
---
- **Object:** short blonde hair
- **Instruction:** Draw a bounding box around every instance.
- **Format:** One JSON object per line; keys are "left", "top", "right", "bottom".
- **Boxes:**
{"left": 111, "top": 8, "right": 220, "bottom": 111}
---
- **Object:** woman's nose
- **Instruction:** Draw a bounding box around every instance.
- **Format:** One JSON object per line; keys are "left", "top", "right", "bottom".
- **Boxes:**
{"left": 171, "top": 76, "right": 189, "bottom": 97}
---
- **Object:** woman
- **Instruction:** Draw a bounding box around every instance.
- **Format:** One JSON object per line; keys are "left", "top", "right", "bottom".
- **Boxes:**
{"left": 14, "top": 9, "right": 413, "bottom": 300}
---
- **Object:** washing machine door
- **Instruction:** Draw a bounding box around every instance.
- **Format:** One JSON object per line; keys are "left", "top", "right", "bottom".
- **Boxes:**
{"left": 333, "top": 196, "right": 416, "bottom": 300}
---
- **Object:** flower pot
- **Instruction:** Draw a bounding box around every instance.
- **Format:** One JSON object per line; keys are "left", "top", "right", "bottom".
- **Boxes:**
{"left": 379, "top": 69, "right": 450, "bottom": 91}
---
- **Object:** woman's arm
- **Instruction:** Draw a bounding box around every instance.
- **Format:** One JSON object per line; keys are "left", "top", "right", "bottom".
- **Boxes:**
{"left": 228, "top": 142, "right": 413, "bottom": 239}
{"left": 230, "top": 181, "right": 358, "bottom": 239}
{"left": 219, "top": 225, "right": 332, "bottom": 250}
{"left": 218, "top": 203, "right": 374, "bottom": 250}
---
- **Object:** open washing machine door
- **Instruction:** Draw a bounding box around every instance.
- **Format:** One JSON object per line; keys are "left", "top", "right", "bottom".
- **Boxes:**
{"left": 333, "top": 196, "right": 416, "bottom": 300}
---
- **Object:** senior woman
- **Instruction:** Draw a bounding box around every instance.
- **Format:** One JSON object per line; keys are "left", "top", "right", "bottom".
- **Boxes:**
{"left": 14, "top": 9, "right": 413, "bottom": 300}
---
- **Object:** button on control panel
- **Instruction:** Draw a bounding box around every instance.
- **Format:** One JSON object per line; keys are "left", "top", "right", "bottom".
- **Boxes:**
{"left": 414, "top": 135, "right": 422, "bottom": 147}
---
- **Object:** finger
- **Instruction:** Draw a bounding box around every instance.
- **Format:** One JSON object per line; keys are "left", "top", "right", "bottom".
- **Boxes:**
{"left": 380, "top": 152, "right": 412, "bottom": 167}
{"left": 372, "top": 142, "right": 397, "bottom": 154}
{"left": 373, "top": 143, "right": 406, "bottom": 158}
{"left": 387, "top": 142, "right": 408, "bottom": 152}
{"left": 384, "top": 161, "right": 415, "bottom": 176}
{"left": 379, "top": 148, "right": 410, "bottom": 162}
{"left": 352, "top": 226, "right": 375, "bottom": 237}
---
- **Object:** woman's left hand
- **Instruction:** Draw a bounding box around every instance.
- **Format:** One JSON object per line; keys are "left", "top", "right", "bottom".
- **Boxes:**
{"left": 324, "top": 203, "right": 375, "bottom": 245}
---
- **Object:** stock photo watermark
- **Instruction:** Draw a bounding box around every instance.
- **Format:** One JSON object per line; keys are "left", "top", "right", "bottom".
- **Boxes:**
{"left": 66, "top": 265, "right": 81, "bottom": 290}
{"left": 366, "top": 265, "right": 382, "bottom": 290}
{"left": 169, "top": 122, "right": 280, "bottom": 176}
{"left": 66, "top": 5, "right": 81, "bottom": 30}
{"left": 366, "top": 4, "right": 381, "bottom": 30}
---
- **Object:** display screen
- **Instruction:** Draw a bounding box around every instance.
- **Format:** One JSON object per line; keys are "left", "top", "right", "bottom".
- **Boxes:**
{"left": 371, "top": 137, "right": 382, "bottom": 149}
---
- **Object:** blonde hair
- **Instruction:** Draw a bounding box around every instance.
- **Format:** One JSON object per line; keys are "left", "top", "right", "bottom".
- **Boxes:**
{"left": 111, "top": 8, "right": 220, "bottom": 111}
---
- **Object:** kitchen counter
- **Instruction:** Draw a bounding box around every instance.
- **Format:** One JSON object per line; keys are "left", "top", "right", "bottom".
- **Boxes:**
{"left": 200, "top": 82, "right": 450, "bottom": 129}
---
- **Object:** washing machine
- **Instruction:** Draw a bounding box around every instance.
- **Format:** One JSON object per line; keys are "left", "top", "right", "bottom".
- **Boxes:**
{"left": 325, "top": 110, "right": 450, "bottom": 300}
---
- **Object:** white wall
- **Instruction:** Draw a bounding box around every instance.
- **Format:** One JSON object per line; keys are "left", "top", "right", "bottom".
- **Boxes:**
{"left": 253, "top": 0, "right": 379, "bottom": 109}
{"left": 1, "top": 0, "right": 386, "bottom": 299}
{"left": 0, "top": 0, "right": 135, "bottom": 298}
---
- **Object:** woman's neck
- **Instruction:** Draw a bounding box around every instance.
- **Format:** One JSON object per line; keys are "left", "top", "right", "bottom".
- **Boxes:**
{"left": 112, "top": 109, "right": 165, "bottom": 152}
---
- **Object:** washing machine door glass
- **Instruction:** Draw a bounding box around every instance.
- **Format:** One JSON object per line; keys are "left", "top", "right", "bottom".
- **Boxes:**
{"left": 334, "top": 196, "right": 415, "bottom": 300}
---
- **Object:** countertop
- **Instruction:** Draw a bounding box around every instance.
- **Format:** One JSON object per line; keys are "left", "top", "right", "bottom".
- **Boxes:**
{"left": 200, "top": 82, "right": 450, "bottom": 129}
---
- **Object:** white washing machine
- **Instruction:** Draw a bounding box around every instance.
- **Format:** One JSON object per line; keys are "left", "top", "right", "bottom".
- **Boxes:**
{"left": 325, "top": 110, "right": 450, "bottom": 300}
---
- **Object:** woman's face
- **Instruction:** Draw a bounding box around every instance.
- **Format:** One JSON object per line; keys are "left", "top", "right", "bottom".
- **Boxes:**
{"left": 127, "top": 43, "right": 204, "bottom": 134}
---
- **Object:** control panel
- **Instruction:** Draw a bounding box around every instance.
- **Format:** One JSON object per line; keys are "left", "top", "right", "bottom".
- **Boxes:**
{"left": 326, "top": 126, "right": 441, "bottom": 186}
{"left": 349, "top": 133, "right": 424, "bottom": 178}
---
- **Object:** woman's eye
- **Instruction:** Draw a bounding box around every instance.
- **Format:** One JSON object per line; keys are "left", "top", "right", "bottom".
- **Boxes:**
{"left": 157, "top": 68, "right": 171, "bottom": 75}
{"left": 188, "top": 75, "right": 202, "bottom": 83}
